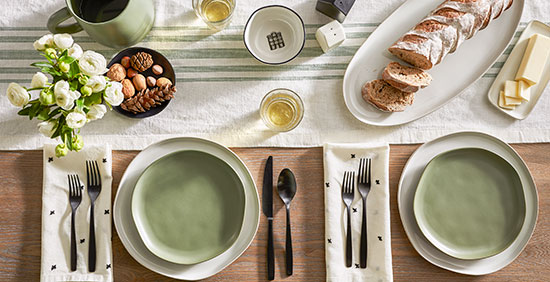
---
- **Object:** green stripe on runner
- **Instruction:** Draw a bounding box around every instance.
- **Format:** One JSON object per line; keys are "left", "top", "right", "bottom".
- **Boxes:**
{"left": 0, "top": 32, "right": 372, "bottom": 43}
{"left": 0, "top": 64, "right": 349, "bottom": 74}
{"left": 0, "top": 23, "right": 382, "bottom": 31}
{"left": 0, "top": 46, "right": 360, "bottom": 60}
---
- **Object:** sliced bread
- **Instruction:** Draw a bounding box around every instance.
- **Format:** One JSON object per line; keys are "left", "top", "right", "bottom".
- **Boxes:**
{"left": 382, "top": 62, "right": 433, "bottom": 92}
{"left": 361, "top": 79, "right": 415, "bottom": 112}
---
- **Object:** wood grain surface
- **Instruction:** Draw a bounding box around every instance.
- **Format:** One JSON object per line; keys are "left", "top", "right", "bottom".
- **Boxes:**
{"left": 0, "top": 144, "right": 548, "bottom": 281}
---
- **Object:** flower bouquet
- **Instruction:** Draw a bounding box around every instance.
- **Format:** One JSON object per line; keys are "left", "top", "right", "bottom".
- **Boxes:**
{"left": 5, "top": 33, "right": 124, "bottom": 157}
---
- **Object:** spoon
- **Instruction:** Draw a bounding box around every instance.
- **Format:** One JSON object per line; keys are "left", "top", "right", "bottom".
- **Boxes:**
{"left": 277, "top": 168, "right": 297, "bottom": 276}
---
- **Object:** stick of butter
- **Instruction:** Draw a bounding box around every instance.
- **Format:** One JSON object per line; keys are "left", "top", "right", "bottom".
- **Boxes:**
{"left": 515, "top": 33, "right": 550, "bottom": 86}
{"left": 517, "top": 80, "right": 531, "bottom": 101}
{"left": 499, "top": 90, "right": 515, "bottom": 110}
{"left": 504, "top": 80, "right": 518, "bottom": 98}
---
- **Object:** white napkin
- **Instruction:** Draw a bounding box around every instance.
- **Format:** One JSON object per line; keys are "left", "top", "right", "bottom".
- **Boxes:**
{"left": 41, "top": 144, "right": 113, "bottom": 282}
{"left": 323, "top": 143, "right": 392, "bottom": 282}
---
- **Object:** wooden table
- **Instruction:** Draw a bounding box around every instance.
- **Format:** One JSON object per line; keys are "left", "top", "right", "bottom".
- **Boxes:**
{"left": 1, "top": 145, "right": 549, "bottom": 281}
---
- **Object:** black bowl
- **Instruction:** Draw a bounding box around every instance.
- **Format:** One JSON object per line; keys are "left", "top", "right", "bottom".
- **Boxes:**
{"left": 107, "top": 47, "right": 176, "bottom": 118}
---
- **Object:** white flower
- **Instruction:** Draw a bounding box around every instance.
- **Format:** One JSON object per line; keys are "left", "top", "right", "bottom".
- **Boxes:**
{"left": 37, "top": 121, "right": 56, "bottom": 138}
{"left": 66, "top": 111, "right": 87, "bottom": 129}
{"left": 68, "top": 43, "right": 83, "bottom": 59}
{"left": 103, "top": 82, "right": 124, "bottom": 106}
{"left": 53, "top": 33, "right": 74, "bottom": 50}
{"left": 33, "top": 34, "right": 54, "bottom": 51}
{"left": 87, "top": 104, "right": 106, "bottom": 121}
{"left": 69, "top": 89, "right": 81, "bottom": 100}
{"left": 54, "top": 81, "right": 74, "bottom": 110}
{"left": 6, "top": 83, "right": 29, "bottom": 107}
{"left": 78, "top": 51, "right": 107, "bottom": 77}
{"left": 86, "top": 76, "right": 107, "bottom": 93}
{"left": 54, "top": 80, "right": 69, "bottom": 97}
{"left": 30, "top": 72, "right": 48, "bottom": 88}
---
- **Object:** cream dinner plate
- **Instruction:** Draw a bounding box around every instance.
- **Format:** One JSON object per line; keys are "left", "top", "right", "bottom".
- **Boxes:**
{"left": 343, "top": 0, "right": 524, "bottom": 126}
{"left": 131, "top": 150, "right": 246, "bottom": 265}
{"left": 398, "top": 131, "right": 538, "bottom": 275}
{"left": 414, "top": 148, "right": 526, "bottom": 260}
{"left": 113, "top": 137, "right": 260, "bottom": 281}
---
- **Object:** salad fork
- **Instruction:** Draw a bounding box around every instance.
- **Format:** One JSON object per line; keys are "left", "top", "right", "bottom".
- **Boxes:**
{"left": 86, "top": 160, "right": 101, "bottom": 272}
{"left": 357, "top": 158, "right": 371, "bottom": 268}
{"left": 341, "top": 171, "right": 355, "bottom": 268}
{"left": 68, "top": 174, "right": 82, "bottom": 272}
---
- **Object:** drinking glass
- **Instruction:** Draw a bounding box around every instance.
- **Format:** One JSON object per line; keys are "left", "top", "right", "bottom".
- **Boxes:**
{"left": 192, "top": 0, "right": 236, "bottom": 30}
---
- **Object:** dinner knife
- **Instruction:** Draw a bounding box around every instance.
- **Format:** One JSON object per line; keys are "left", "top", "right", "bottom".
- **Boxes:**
{"left": 262, "top": 156, "right": 274, "bottom": 280}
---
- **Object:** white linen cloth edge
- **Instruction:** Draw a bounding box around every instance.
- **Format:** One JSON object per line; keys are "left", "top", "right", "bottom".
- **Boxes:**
{"left": 324, "top": 143, "right": 392, "bottom": 282}
{"left": 40, "top": 145, "right": 113, "bottom": 282}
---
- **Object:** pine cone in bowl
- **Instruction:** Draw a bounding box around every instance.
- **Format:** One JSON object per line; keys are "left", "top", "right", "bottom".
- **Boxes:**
{"left": 130, "top": 52, "right": 153, "bottom": 72}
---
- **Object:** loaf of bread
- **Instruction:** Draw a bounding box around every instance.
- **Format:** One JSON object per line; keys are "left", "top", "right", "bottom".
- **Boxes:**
{"left": 388, "top": 0, "right": 514, "bottom": 70}
{"left": 362, "top": 79, "right": 415, "bottom": 112}
{"left": 382, "top": 62, "right": 433, "bottom": 92}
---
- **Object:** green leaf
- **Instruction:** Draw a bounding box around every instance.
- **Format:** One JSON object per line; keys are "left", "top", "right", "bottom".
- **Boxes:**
{"left": 37, "top": 107, "right": 50, "bottom": 121}
{"left": 28, "top": 103, "right": 41, "bottom": 120}
{"left": 51, "top": 117, "right": 63, "bottom": 139}
{"left": 84, "top": 92, "right": 102, "bottom": 107}
{"left": 69, "top": 79, "right": 79, "bottom": 91}
{"left": 17, "top": 106, "right": 31, "bottom": 116}
{"left": 31, "top": 62, "right": 53, "bottom": 68}
{"left": 39, "top": 66, "right": 62, "bottom": 77}
{"left": 59, "top": 55, "right": 76, "bottom": 65}
{"left": 68, "top": 62, "right": 80, "bottom": 79}
{"left": 76, "top": 99, "right": 84, "bottom": 112}
{"left": 49, "top": 107, "right": 62, "bottom": 119}
{"left": 60, "top": 49, "right": 68, "bottom": 58}
{"left": 40, "top": 53, "right": 53, "bottom": 64}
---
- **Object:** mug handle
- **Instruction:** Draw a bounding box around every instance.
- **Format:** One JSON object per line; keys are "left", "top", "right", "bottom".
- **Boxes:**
{"left": 47, "top": 7, "right": 83, "bottom": 34}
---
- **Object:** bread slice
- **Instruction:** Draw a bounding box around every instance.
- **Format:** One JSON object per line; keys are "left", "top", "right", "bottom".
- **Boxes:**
{"left": 388, "top": 34, "right": 434, "bottom": 70}
{"left": 382, "top": 62, "right": 433, "bottom": 92}
{"left": 361, "top": 79, "right": 415, "bottom": 112}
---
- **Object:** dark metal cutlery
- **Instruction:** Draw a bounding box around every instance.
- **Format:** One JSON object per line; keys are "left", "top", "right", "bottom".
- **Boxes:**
{"left": 262, "top": 156, "right": 274, "bottom": 280}
{"left": 86, "top": 160, "right": 102, "bottom": 272}
{"left": 68, "top": 174, "right": 82, "bottom": 272}
{"left": 357, "top": 158, "right": 371, "bottom": 269}
{"left": 277, "top": 168, "right": 297, "bottom": 276}
{"left": 341, "top": 171, "right": 355, "bottom": 268}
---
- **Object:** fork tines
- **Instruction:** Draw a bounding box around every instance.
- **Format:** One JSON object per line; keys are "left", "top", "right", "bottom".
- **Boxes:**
{"left": 68, "top": 174, "right": 82, "bottom": 198}
{"left": 358, "top": 158, "right": 371, "bottom": 186}
{"left": 342, "top": 171, "right": 355, "bottom": 196}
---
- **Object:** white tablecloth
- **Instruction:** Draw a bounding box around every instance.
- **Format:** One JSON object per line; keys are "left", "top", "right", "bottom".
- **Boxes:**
{"left": 0, "top": 0, "right": 549, "bottom": 150}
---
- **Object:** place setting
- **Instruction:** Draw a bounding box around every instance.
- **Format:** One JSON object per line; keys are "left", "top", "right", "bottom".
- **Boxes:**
{"left": 0, "top": 0, "right": 549, "bottom": 281}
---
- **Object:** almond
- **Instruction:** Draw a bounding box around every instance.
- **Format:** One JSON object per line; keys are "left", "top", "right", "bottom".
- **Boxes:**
{"left": 133, "top": 74, "right": 146, "bottom": 91}
{"left": 121, "top": 79, "right": 135, "bottom": 99}
{"left": 156, "top": 77, "right": 172, "bottom": 87}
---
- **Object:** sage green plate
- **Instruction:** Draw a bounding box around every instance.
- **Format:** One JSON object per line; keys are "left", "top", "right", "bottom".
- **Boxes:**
{"left": 413, "top": 148, "right": 526, "bottom": 260}
{"left": 131, "top": 150, "right": 246, "bottom": 264}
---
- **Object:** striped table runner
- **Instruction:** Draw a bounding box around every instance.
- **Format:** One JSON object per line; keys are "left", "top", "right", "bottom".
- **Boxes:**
{"left": 1, "top": 0, "right": 549, "bottom": 150}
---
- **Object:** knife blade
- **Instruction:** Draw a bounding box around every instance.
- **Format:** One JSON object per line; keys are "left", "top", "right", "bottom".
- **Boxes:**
{"left": 262, "top": 156, "right": 274, "bottom": 280}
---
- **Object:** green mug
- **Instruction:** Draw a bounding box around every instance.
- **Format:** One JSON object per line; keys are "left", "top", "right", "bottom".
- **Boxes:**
{"left": 47, "top": 0, "right": 155, "bottom": 49}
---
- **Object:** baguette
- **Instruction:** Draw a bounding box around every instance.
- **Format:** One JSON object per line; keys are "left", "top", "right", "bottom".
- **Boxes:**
{"left": 388, "top": 0, "right": 514, "bottom": 70}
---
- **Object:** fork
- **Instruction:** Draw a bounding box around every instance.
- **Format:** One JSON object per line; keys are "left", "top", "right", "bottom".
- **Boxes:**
{"left": 341, "top": 171, "right": 355, "bottom": 268}
{"left": 86, "top": 160, "right": 102, "bottom": 272}
{"left": 68, "top": 174, "right": 82, "bottom": 272}
{"left": 357, "top": 158, "right": 371, "bottom": 268}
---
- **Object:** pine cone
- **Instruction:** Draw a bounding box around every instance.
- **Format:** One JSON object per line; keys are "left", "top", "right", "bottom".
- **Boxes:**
{"left": 130, "top": 52, "right": 153, "bottom": 72}
{"left": 120, "top": 85, "right": 177, "bottom": 114}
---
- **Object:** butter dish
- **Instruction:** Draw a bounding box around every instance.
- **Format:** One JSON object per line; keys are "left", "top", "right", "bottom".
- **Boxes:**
{"left": 488, "top": 20, "right": 550, "bottom": 119}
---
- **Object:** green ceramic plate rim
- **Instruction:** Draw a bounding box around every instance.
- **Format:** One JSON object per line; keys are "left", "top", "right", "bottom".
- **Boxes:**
{"left": 131, "top": 149, "right": 247, "bottom": 265}
{"left": 413, "top": 147, "right": 527, "bottom": 260}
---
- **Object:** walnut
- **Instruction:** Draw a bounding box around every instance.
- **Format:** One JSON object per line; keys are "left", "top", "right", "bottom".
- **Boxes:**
{"left": 106, "top": 63, "right": 126, "bottom": 82}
